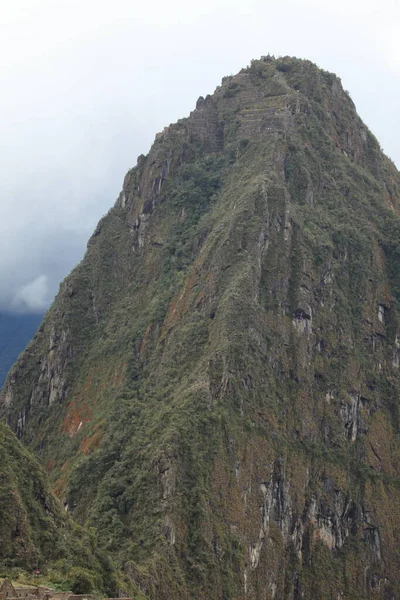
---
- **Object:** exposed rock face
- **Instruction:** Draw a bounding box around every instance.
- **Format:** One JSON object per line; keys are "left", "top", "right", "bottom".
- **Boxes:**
{"left": 2, "top": 56, "right": 400, "bottom": 599}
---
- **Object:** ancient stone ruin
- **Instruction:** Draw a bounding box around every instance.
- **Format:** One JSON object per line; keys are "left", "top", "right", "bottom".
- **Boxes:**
{"left": 0, "top": 580, "right": 130, "bottom": 600}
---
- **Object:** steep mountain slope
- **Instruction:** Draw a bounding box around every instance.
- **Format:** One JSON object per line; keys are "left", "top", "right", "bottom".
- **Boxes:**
{"left": 0, "top": 420, "right": 62, "bottom": 569}
{"left": 0, "top": 422, "right": 119, "bottom": 596}
{"left": 2, "top": 56, "right": 400, "bottom": 599}
{"left": 0, "top": 313, "right": 42, "bottom": 387}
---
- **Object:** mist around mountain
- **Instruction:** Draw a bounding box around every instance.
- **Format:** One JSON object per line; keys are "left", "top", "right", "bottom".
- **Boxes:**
{"left": 2, "top": 56, "right": 400, "bottom": 599}
{"left": 0, "top": 313, "right": 43, "bottom": 387}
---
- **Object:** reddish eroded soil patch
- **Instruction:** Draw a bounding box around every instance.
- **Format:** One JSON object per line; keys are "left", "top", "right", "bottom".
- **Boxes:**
{"left": 63, "top": 394, "right": 93, "bottom": 437}
{"left": 161, "top": 258, "right": 209, "bottom": 339}
{"left": 62, "top": 362, "right": 126, "bottom": 437}
{"left": 80, "top": 430, "right": 103, "bottom": 455}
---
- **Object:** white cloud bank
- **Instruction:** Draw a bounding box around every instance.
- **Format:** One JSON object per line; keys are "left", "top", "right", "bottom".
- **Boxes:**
{"left": 12, "top": 275, "right": 49, "bottom": 313}
{"left": 0, "top": 0, "right": 399, "bottom": 313}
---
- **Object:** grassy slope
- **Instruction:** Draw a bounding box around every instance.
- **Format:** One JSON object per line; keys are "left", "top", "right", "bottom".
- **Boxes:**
{"left": 0, "top": 422, "right": 131, "bottom": 597}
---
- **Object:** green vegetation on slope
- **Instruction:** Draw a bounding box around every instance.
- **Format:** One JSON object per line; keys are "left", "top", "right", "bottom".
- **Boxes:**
{"left": 0, "top": 422, "right": 129, "bottom": 597}
{"left": 2, "top": 56, "right": 400, "bottom": 599}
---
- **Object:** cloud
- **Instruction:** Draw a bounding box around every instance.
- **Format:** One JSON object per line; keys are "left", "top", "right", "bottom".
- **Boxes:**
{"left": 12, "top": 275, "right": 49, "bottom": 313}
{"left": 381, "top": 24, "right": 400, "bottom": 73}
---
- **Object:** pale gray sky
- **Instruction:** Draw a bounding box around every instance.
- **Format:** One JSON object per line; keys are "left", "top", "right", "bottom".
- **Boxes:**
{"left": 1, "top": 0, "right": 399, "bottom": 312}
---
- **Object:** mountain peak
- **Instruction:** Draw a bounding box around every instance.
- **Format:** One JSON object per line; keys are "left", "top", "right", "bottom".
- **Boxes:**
{"left": 2, "top": 58, "right": 400, "bottom": 599}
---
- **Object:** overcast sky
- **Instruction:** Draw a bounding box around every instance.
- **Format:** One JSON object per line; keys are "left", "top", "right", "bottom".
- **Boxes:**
{"left": 1, "top": 0, "right": 399, "bottom": 313}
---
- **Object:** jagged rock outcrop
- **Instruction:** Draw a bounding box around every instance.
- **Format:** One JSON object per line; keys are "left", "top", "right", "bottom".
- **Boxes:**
{"left": 2, "top": 56, "right": 400, "bottom": 599}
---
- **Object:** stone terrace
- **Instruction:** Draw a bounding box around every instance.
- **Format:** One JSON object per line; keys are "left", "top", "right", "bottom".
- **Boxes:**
{"left": 0, "top": 580, "right": 131, "bottom": 600}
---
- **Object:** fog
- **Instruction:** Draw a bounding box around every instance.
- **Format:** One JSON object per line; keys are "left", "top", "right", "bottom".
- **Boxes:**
{"left": 1, "top": 0, "right": 399, "bottom": 312}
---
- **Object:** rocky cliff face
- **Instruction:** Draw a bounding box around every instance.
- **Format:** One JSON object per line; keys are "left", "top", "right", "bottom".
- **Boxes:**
{"left": 2, "top": 56, "right": 400, "bottom": 600}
